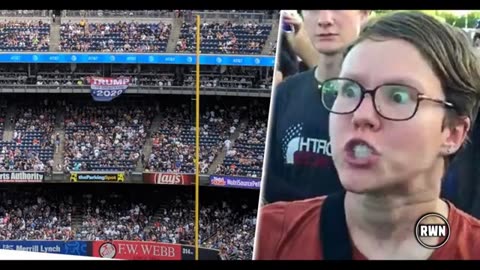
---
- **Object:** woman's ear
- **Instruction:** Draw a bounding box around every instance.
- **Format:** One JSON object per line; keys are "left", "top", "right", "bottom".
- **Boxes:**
{"left": 360, "top": 10, "right": 371, "bottom": 26}
{"left": 442, "top": 116, "right": 471, "bottom": 155}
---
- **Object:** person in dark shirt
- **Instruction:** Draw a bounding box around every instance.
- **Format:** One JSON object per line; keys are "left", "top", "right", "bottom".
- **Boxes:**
{"left": 449, "top": 113, "right": 480, "bottom": 218}
{"left": 256, "top": 11, "right": 480, "bottom": 260}
{"left": 263, "top": 10, "right": 369, "bottom": 204}
{"left": 273, "top": 33, "right": 299, "bottom": 88}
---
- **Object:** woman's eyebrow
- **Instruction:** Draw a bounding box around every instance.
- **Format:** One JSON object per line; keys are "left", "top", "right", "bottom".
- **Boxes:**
{"left": 341, "top": 73, "right": 423, "bottom": 91}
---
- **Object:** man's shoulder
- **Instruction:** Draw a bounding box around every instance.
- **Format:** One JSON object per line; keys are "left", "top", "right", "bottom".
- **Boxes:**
{"left": 271, "top": 69, "right": 319, "bottom": 117}
{"left": 277, "top": 69, "right": 316, "bottom": 90}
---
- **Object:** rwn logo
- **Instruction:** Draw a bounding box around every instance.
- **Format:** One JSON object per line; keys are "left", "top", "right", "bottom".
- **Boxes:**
{"left": 414, "top": 213, "right": 450, "bottom": 249}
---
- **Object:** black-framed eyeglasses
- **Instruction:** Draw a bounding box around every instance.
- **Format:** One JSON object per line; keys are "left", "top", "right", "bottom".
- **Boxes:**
{"left": 319, "top": 78, "right": 455, "bottom": 121}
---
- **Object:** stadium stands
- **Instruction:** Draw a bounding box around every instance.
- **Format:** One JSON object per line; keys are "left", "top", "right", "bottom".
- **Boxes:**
{"left": 0, "top": 9, "right": 274, "bottom": 261}
{"left": 0, "top": 184, "right": 257, "bottom": 260}
{"left": 63, "top": 10, "right": 175, "bottom": 18}
{"left": 146, "top": 102, "right": 241, "bottom": 174}
{"left": 0, "top": 10, "right": 277, "bottom": 55}
{"left": 177, "top": 21, "right": 272, "bottom": 54}
{"left": 183, "top": 65, "right": 272, "bottom": 90}
{"left": 200, "top": 187, "right": 257, "bottom": 260}
{"left": 0, "top": 186, "right": 72, "bottom": 240}
{"left": 217, "top": 104, "right": 267, "bottom": 178}
{"left": 0, "top": 68, "right": 271, "bottom": 176}
{"left": 76, "top": 193, "right": 157, "bottom": 242}
{"left": 197, "top": 104, "right": 238, "bottom": 173}
{"left": 60, "top": 21, "right": 172, "bottom": 53}
{"left": 0, "top": 20, "right": 50, "bottom": 52}
{"left": 147, "top": 105, "right": 195, "bottom": 173}
{"left": 64, "top": 103, "right": 155, "bottom": 172}
{"left": 6, "top": 103, "right": 56, "bottom": 173}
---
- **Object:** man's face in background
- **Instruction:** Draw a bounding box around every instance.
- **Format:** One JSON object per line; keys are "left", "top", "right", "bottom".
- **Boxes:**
{"left": 302, "top": 10, "right": 369, "bottom": 55}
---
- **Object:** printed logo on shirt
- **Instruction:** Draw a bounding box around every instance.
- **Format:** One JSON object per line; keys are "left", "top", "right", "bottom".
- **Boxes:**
{"left": 414, "top": 213, "right": 450, "bottom": 249}
{"left": 281, "top": 123, "right": 332, "bottom": 168}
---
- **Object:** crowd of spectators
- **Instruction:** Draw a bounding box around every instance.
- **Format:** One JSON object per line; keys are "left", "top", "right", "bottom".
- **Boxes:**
{"left": 0, "top": 187, "right": 73, "bottom": 241}
{"left": 0, "top": 20, "right": 50, "bottom": 52}
{"left": 63, "top": 103, "right": 155, "bottom": 172}
{"left": 0, "top": 101, "right": 57, "bottom": 173}
{"left": 0, "top": 12, "right": 275, "bottom": 54}
{"left": 60, "top": 21, "right": 172, "bottom": 53}
{"left": 217, "top": 103, "right": 267, "bottom": 178}
{"left": 201, "top": 205, "right": 256, "bottom": 260}
{"left": 146, "top": 103, "right": 237, "bottom": 174}
{"left": 0, "top": 92, "right": 269, "bottom": 178}
{"left": 149, "top": 195, "right": 194, "bottom": 245}
{"left": 146, "top": 105, "right": 195, "bottom": 173}
{"left": 177, "top": 21, "right": 272, "bottom": 54}
{"left": 200, "top": 187, "right": 257, "bottom": 260}
{"left": 197, "top": 105, "right": 239, "bottom": 174}
{"left": 76, "top": 193, "right": 156, "bottom": 242}
{"left": 0, "top": 184, "right": 258, "bottom": 260}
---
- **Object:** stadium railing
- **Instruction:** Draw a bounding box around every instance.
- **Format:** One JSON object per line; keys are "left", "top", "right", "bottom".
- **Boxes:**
{"left": 0, "top": 249, "right": 112, "bottom": 260}
{"left": 0, "top": 10, "right": 49, "bottom": 17}
{"left": 0, "top": 240, "right": 220, "bottom": 260}
{"left": 62, "top": 10, "right": 176, "bottom": 18}
{"left": 0, "top": 85, "right": 271, "bottom": 97}
{"left": 191, "top": 11, "right": 276, "bottom": 22}
{"left": 61, "top": 10, "right": 276, "bottom": 21}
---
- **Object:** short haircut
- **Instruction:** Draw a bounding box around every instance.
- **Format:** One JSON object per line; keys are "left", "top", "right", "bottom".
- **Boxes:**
{"left": 345, "top": 11, "right": 480, "bottom": 164}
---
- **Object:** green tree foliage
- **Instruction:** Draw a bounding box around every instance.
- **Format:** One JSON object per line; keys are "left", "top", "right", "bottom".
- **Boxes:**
{"left": 372, "top": 10, "right": 480, "bottom": 27}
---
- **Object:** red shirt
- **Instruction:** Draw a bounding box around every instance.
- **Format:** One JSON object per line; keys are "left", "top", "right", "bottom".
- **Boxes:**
{"left": 254, "top": 196, "right": 480, "bottom": 260}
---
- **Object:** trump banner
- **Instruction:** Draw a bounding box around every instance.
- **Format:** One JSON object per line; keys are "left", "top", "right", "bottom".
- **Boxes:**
{"left": 87, "top": 76, "right": 130, "bottom": 102}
